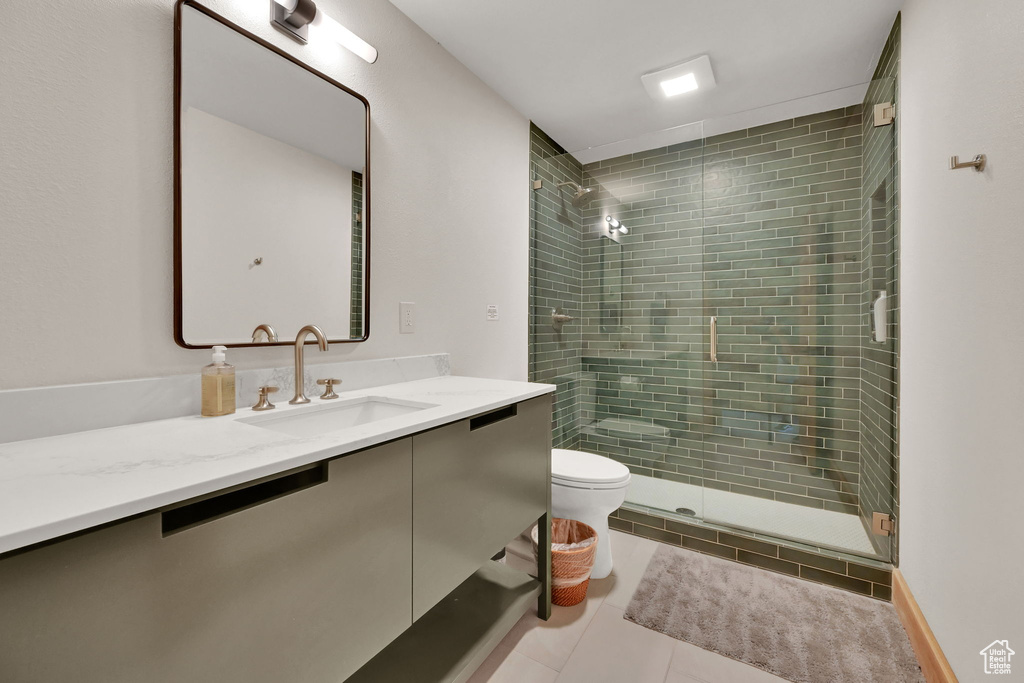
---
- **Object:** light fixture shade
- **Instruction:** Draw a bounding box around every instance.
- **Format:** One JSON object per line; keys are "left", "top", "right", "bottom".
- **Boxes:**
{"left": 311, "top": 9, "right": 378, "bottom": 63}
{"left": 641, "top": 55, "right": 715, "bottom": 101}
{"left": 271, "top": 0, "right": 377, "bottom": 64}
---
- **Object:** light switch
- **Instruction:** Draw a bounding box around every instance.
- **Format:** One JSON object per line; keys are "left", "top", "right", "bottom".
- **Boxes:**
{"left": 400, "top": 302, "right": 415, "bottom": 333}
{"left": 486, "top": 305, "right": 499, "bottom": 321}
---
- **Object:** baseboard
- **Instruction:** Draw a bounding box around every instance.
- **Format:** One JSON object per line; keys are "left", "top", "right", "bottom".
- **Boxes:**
{"left": 892, "top": 570, "right": 958, "bottom": 683}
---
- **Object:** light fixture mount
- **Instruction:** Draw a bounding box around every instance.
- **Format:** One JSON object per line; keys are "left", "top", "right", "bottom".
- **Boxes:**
{"left": 641, "top": 55, "right": 716, "bottom": 102}
{"left": 271, "top": 0, "right": 315, "bottom": 43}
{"left": 269, "top": 0, "right": 379, "bottom": 63}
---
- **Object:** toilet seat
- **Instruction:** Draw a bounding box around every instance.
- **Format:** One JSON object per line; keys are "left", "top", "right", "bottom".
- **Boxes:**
{"left": 551, "top": 449, "right": 631, "bottom": 490}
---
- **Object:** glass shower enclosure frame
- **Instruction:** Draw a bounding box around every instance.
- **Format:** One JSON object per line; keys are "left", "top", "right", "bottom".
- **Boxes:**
{"left": 529, "top": 78, "right": 898, "bottom": 563}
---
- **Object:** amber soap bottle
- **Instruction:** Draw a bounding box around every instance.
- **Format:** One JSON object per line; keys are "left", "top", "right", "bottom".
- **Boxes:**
{"left": 201, "top": 345, "right": 235, "bottom": 417}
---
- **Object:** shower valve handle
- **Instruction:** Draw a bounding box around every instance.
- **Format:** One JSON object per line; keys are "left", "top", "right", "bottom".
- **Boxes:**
{"left": 551, "top": 308, "right": 575, "bottom": 332}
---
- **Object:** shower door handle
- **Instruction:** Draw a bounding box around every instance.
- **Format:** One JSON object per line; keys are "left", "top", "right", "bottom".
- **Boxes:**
{"left": 709, "top": 316, "right": 718, "bottom": 362}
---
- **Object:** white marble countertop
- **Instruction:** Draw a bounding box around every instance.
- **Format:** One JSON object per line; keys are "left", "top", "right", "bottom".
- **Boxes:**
{"left": 0, "top": 375, "right": 554, "bottom": 556}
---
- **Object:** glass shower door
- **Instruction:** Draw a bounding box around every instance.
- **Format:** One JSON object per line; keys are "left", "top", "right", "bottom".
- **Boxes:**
{"left": 576, "top": 126, "right": 707, "bottom": 521}
{"left": 699, "top": 80, "right": 897, "bottom": 561}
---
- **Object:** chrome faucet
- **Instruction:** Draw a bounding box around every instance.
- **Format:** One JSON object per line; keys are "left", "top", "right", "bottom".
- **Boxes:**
{"left": 290, "top": 325, "right": 328, "bottom": 404}
{"left": 251, "top": 323, "right": 278, "bottom": 343}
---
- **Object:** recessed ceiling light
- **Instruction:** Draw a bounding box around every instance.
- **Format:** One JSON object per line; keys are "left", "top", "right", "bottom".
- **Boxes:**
{"left": 641, "top": 55, "right": 716, "bottom": 102}
{"left": 660, "top": 73, "right": 698, "bottom": 97}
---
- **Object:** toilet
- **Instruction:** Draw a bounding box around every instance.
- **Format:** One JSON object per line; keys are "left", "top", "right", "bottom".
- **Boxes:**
{"left": 550, "top": 448, "right": 631, "bottom": 580}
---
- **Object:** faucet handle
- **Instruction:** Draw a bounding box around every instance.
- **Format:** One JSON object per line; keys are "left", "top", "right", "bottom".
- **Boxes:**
{"left": 252, "top": 385, "right": 279, "bottom": 411}
{"left": 316, "top": 378, "right": 343, "bottom": 400}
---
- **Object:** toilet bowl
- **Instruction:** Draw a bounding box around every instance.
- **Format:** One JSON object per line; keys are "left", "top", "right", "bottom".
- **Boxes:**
{"left": 550, "top": 448, "right": 631, "bottom": 580}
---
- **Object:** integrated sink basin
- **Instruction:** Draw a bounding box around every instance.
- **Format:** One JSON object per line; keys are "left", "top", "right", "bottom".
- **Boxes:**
{"left": 240, "top": 396, "right": 438, "bottom": 438}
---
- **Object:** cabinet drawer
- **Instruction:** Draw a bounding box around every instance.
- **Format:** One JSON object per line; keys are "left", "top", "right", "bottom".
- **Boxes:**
{"left": 0, "top": 438, "right": 413, "bottom": 683}
{"left": 412, "top": 395, "right": 551, "bottom": 620}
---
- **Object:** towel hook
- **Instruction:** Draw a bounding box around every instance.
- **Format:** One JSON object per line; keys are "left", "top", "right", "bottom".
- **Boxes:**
{"left": 949, "top": 154, "right": 986, "bottom": 172}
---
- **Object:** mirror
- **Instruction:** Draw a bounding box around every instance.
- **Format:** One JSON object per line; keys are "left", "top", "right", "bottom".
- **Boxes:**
{"left": 174, "top": 1, "right": 369, "bottom": 347}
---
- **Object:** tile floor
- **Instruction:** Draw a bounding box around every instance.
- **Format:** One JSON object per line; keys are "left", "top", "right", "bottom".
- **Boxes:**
{"left": 469, "top": 530, "right": 787, "bottom": 683}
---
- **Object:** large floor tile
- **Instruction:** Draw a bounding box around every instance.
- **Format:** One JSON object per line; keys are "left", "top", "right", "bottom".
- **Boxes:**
{"left": 554, "top": 604, "right": 675, "bottom": 683}
{"left": 607, "top": 528, "right": 641, "bottom": 559}
{"left": 668, "top": 640, "right": 788, "bottom": 683}
{"left": 504, "top": 577, "right": 611, "bottom": 671}
{"left": 603, "top": 535, "right": 659, "bottom": 610}
{"left": 467, "top": 644, "right": 559, "bottom": 683}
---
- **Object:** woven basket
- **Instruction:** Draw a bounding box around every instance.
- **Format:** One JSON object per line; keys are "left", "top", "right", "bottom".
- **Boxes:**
{"left": 533, "top": 518, "right": 599, "bottom": 607}
{"left": 552, "top": 578, "right": 592, "bottom": 607}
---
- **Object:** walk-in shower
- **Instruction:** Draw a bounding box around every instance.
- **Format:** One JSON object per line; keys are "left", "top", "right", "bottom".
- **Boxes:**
{"left": 529, "top": 70, "right": 899, "bottom": 566}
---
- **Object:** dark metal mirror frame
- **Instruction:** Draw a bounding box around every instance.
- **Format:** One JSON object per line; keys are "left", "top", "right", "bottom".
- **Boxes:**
{"left": 173, "top": 0, "right": 371, "bottom": 348}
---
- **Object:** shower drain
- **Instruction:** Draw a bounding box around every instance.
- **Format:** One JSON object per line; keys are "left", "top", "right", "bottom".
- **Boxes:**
{"left": 675, "top": 507, "right": 697, "bottom": 517}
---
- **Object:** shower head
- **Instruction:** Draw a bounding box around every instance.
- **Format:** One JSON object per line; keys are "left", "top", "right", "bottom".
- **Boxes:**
{"left": 556, "top": 181, "right": 597, "bottom": 208}
{"left": 571, "top": 186, "right": 596, "bottom": 207}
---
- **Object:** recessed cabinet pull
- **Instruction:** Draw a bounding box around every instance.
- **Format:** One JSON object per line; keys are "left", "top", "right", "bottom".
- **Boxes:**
{"left": 161, "top": 464, "right": 326, "bottom": 535}
{"left": 470, "top": 404, "right": 518, "bottom": 431}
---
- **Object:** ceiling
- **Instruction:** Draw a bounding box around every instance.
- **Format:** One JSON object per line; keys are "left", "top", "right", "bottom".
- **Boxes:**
{"left": 389, "top": 0, "right": 902, "bottom": 162}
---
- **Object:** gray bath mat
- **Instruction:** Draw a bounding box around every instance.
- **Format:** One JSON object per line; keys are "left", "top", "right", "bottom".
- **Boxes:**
{"left": 625, "top": 545, "right": 924, "bottom": 683}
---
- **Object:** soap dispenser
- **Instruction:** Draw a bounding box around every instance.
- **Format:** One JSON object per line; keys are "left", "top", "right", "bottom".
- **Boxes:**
{"left": 201, "top": 345, "right": 236, "bottom": 417}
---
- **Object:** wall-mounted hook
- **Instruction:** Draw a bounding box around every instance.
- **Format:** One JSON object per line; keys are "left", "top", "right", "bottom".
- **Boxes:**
{"left": 949, "top": 154, "right": 986, "bottom": 172}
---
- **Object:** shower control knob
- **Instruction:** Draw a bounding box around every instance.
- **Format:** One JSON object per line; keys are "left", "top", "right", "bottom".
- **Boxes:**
{"left": 551, "top": 307, "right": 576, "bottom": 332}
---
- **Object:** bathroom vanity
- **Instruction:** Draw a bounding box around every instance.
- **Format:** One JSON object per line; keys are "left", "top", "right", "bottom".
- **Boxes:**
{"left": 0, "top": 376, "right": 554, "bottom": 683}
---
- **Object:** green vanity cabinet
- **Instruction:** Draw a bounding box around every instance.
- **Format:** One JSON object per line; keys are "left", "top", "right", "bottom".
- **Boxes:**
{"left": 0, "top": 394, "right": 552, "bottom": 683}
{"left": 411, "top": 395, "right": 552, "bottom": 621}
{"left": 0, "top": 438, "right": 413, "bottom": 683}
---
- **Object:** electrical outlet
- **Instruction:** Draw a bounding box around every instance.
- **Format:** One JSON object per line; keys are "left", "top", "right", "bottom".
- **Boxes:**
{"left": 486, "top": 304, "right": 499, "bottom": 321}
{"left": 400, "top": 302, "right": 415, "bottom": 333}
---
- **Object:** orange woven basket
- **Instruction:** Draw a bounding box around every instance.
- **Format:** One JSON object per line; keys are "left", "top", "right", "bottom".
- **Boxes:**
{"left": 552, "top": 578, "right": 592, "bottom": 607}
{"left": 540, "top": 518, "right": 599, "bottom": 607}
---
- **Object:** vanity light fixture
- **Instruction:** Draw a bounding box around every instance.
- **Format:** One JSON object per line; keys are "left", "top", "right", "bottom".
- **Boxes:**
{"left": 271, "top": 0, "right": 378, "bottom": 63}
{"left": 641, "top": 54, "right": 715, "bottom": 101}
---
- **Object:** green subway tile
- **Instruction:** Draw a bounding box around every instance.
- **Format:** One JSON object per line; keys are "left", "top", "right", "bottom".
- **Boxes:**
{"left": 633, "top": 524, "right": 683, "bottom": 545}
{"left": 799, "top": 566, "right": 873, "bottom": 596}
{"left": 665, "top": 519, "right": 719, "bottom": 542}
{"left": 779, "top": 547, "right": 847, "bottom": 574}
{"left": 719, "top": 532, "right": 779, "bottom": 557}
{"left": 617, "top": 508, "right": 666, "bottom": 528}
{"left": 847, "top": 562, "right": 892, "bottom": 586}
{"left": 608, "top": 516, "right": 633, "bottom": 533}
{"left": 737, "top": 549, "right": 800, "bottom": 577}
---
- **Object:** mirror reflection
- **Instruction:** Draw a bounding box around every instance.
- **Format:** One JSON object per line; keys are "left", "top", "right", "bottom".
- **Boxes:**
{"left": 176, "top": 4, "right": 369, "bottom": 347}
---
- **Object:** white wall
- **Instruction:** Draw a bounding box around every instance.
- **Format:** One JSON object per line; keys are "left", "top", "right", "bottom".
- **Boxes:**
{"left": 0, "top": 0, "right": 529, "bottom": 390}
{"left": 900, "top": 1, "right": 1024, "bottom": 677}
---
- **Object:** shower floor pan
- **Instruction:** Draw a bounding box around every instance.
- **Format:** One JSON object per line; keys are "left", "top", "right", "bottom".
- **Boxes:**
{"left": 627, "top": 474, "right": 877, "bottom": 557}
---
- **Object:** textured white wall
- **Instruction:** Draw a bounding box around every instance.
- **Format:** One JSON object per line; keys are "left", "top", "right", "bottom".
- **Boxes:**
{"left": 0, "top": 0, "right": 529, "bottom": 389}
{"left": 900, "top": 0, "right": 1024, "bottom": 677}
